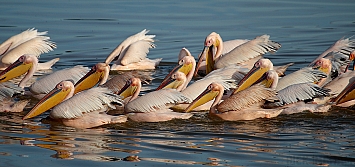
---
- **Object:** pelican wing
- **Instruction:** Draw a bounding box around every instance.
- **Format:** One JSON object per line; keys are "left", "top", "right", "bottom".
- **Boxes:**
{"left": 105, "top": 29, "right": 155, "bottom": 64}
{"left": 215, "top": 35, "right": 281, "bottom": 69}
{"left": 30, "top": 66, "right": 89, "bottom": 95}
{"left": 222, "top": 39, "right": 249, "bottom": 54}
{"left": 310, "top": 37, "right": 355, "bottom": 65}
{"left": 217, "top": 84, "right": 277, "bottom": 112}
{"left": 0, "top": 82, "right": 23, "bottom": 100}
{"left": 119, "top": 40, "right": 156, "bottom": 65}
{"left": 205, "top": 64, "right": 248, "bottom": 80}
{"left": 1, "top": 36, "right": 56, "bottom": 65}
{"left": 50, "top": 87, "right": 123, "bottom": 119}
{"left": 0, "top": 28, "right": 47, "bottom": 56}
{"left": 125, "top": 89, "right": 191, "bottom": 113}
{"left": 271, "top": 83, "right": 330, "bottom": 107}
{"left": 276, "top": 67, "right": 327, "bottom": 91}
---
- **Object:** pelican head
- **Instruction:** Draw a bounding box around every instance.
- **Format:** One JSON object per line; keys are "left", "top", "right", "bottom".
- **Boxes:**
{"left": 0, "top": 54, "right": 38, "bottom": 87}
{"left": 184, "top": 82, "right": 223, "bottom": 112}
{"left": 74, "top": 62, "right": 109, "bottom": 94}
{"left": 313, "top": 58, "right": 332, "bottom": 75}
{"left": 157, "top": 50, "right": 194, "bottom": 90}
{"left": 195, "top": 32, "right": 223, "bottom": 76}
{"left": 253, "top": 70, "right": 279, "bottom": 90}
{"left": 156, "top": 71, "right": 187, "bottom": 91}
{"left": 234, "top": 58, "right": 273, "bottom": 94}
{"left": 23, "top": 80, "right": 75, "bottom": 120}
{"left": 117, "top": 78, "right": 141, "bottom": 102}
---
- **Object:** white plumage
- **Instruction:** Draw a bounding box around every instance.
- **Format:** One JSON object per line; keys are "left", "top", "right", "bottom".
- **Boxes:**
{"left": 105, "top": 29, "right": 160, "bottom": 70}
{"left": 125, "top": 89, "right": 191, "bottom": 113}
{"left": 50, "top": 87, "right": 122, "bottom": 119}
{"left": 30, "top": 65, "right": 89, "bottom": 95}
{"left": 0, "top": 28, "right": 57, "bottom": 70}
{"left": 215, "top": 35, "right": 281, "bottom": 69}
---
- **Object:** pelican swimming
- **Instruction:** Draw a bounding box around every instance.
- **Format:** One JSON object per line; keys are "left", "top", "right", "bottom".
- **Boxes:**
{"left": 196, "top": 32, "right": 281, "bottom": 75}
{"left": 312, "top": 70, "right": 355, "bottom": 105}
{"left": 160, "top": 65, "right": 245, "bottom": 112}
{"left": 184, "top": 82, "right": 283, "bottom": 121}
{"left": 105, "top": 29, "right": 161, "bottom": 70}
{"left": 157, "top": 48, "right": 196, "bottom": 91}
{"left": 23, "top": 80, "right": 127, "bottom": 129}
{"left": 235, "top": 58, "right": 327, "bottom": 94}
{"left": 117, "top": 78, "right": 192, "bottom": 122}
{"left": 0, "top": 28, "right": 59, "bottom": 70}
{"left": 0, "top": 54, "right": 93, "bottom": 98}
{"left": 231, "top": 58, "right": 331, "bottom": 115}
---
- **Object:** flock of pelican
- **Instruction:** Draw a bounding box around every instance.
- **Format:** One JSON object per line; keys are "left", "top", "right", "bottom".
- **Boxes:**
{"left": 1, "top": 28, "right": 355, "bottom": 129}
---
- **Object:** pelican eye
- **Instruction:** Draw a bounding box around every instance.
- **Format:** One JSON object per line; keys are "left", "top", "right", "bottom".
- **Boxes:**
{"left": 57, "top": 83, "right": 64, "bottom": 89}
{"left": 19, "top": 55, "right": 26, "bottom": 62}
{"left": 207, "top": 84, "right": 213, "bottom": 90}
{"left": 254, "top": 62, "right": 260, "bottom": 67}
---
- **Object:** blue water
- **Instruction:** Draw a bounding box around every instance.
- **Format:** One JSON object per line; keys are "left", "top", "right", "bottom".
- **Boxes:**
{"left": 1, "top": 0, "right": 355, "bottom": 166}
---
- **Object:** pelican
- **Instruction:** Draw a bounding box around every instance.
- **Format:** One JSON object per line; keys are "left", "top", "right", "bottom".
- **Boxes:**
{"left": 312, "top": 53, "right": 350, "bottom": 87}
{"left": 73, "top": 62, "right": 110, "bottom": 94}
{"left": 117, "top": 78, "right": 193, "bottom": 122}
{"left": 105, "top": 29, "right": 161, "bottom": 70}
{"left": 194, "top": 32, "right": 249, "bottom": 75}
{"left": 157, "top": 48, "right": 196, "bottom": 91}
{"left": 160, "top": 65, "right": 245, "bottom": 112}
{"left": 23, "top": 80, "right": 127, "bottom": 129}
{"left": 244, "top": 69, "right": 331, "bottom": 115}
{"left": 0, "top": 82, "right": 29, "bottom": 112}
{"left": 184, "top": 82, "right": 283, "bottom": 121}
{"left": 313, "top": 70, "right": 355, "bottom": 105}
{"left": 0, "top": 54, "right": 91, "bottom": 98}
{"left": 0, "top": 28, "right": 59, "bottom": 70}
{"left": 196, "top": 32, "right": 281, "bottom": 75}
{"left": 309, "top": 36, "right": 355, "bottom": 66}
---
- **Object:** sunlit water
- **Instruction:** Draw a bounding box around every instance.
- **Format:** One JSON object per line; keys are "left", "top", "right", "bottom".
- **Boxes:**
{"left": 1, "top": 0, "right": 355, "bottom": 166}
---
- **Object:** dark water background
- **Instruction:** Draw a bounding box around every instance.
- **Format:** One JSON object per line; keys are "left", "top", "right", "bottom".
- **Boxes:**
{"left": 1, "top": 0, "right": 355, "bottom": 166}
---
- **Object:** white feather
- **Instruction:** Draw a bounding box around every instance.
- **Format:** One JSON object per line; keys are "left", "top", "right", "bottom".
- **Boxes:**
{"left": 30, "top": 66, "right": 89, "bottom": 95}
{"left": 215, "top": 34, "right": 281, "bottom": 69}
{"left": 125, "top": 89, "right": 191, "bottom": 113}
{"left": 50, "top": 87, "right": 123, "bottom": 119}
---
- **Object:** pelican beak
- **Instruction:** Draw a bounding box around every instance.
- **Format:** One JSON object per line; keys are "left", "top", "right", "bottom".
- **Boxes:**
{"left": 345, "top": 51, "right": 355, "bottom": 72}
{"left": 23, "top": 84, "right": 71, "bottom": 120}
{"left": 159, "top": 77, "right": 184, "bottom": 90}
{"left": 331, "top": 80, "right": 355, "bottom": 105}
{"left": 74, "top": 63, "right": 109, "bottom": 94}
{"left": 117, "top": 81, "right": 137, "bottom": 100}
{"left": 0, "top": 57, "right": 32, "bottom": 82}
{"left": 253, "top": 72, "right": 274, "bottom": 88}
{"left": 234, "top": 63, "right": 270, "bottom": 94}
{"left": 195, "top": 46, "right": 214, "bottom": 76}
{"left": 184, "top": 85, "right": 219, "bottom": 112}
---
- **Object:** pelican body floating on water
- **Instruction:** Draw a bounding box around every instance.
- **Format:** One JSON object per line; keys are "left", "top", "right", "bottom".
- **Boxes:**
{"left": 23, "top": 80, "right": 127, "bottom": 129}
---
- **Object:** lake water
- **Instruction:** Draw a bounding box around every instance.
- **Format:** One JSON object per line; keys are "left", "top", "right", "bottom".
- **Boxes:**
{"left": 1, "top": 0, "right": 355, "bottom": 166}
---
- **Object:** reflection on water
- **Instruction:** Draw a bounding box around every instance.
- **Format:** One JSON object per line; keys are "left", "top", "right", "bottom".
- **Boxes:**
{"left": 1, "top": 109, "right": 355, "bottom": 166}
{"left": 1, "top": 0, "right": 355, "bottom": 166}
